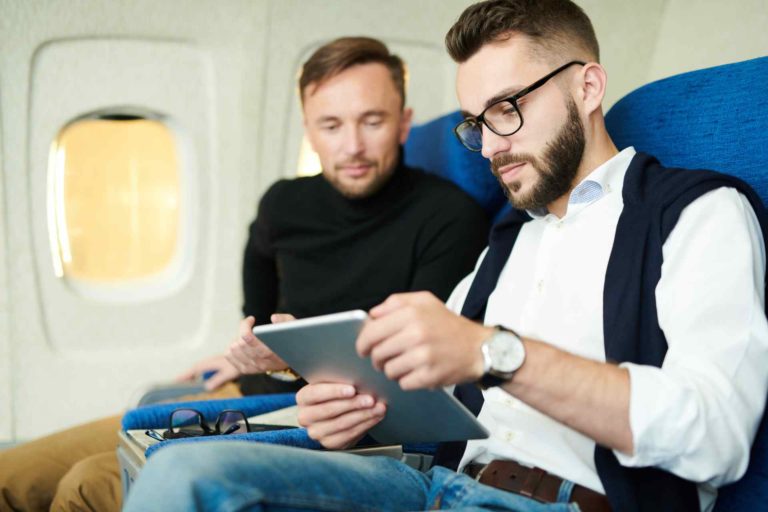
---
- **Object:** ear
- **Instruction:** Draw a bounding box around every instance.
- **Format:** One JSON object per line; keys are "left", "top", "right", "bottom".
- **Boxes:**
{"left": 578, "top": 62, "right": 607, "bottom": 116}
{"left": 398, "top": 107, "right": 414, "bottom": 145}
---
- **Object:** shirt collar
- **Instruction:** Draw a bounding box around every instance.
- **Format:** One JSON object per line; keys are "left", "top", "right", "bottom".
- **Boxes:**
{"left": 527, "top": 146, "right": 636, "bottom": 219}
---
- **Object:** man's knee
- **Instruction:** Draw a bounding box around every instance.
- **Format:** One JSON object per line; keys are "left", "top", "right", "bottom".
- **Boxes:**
{"left": 50, "top": 452, "right": 122, "bottom": 512}
{"left": 0, "top": 444, "right": 64, "bottom": 512}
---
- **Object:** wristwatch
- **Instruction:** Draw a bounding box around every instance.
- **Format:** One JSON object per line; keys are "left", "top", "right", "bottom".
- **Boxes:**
{"left": 477, "top": 326, "right": 525, "bottom": 389}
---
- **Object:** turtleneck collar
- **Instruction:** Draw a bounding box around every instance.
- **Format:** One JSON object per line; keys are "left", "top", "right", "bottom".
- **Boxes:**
{"left": 320, "top": 146, "right": 411, "bottom": 211}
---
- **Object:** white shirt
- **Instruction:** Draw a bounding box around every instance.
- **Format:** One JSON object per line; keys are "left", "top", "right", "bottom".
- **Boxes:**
{"left": 447, "top": 148, "right": 768, "bottom": 511}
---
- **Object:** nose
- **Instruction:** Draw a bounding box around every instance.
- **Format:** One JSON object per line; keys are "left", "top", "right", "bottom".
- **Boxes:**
{"left": 480, "top": 125, "right": 512, "bottom": 160}
{"left": 343, "top": 125, "right": 365, "bottom": 156}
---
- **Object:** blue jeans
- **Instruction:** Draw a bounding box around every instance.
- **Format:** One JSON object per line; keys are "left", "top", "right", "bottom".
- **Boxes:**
{"left": 123, "top": 442, "right": 581, "bottom": 512}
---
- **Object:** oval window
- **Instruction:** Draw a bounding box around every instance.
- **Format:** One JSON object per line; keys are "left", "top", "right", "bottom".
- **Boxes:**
{"left": 48, "top": 113, "right": 181, "bottom": 283}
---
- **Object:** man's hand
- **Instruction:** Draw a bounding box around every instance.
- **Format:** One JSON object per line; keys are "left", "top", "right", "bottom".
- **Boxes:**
{"left": 296, "top": 383, "right": 386, "bottom": 449}
{"left": 175, "top": 354, "right": 241, "bottom": 391}
{"left": 357, "top": 291, "right": 494, "bottom": 390}
{"left": 225, "top": 315, "right": 290, "bottom": 375}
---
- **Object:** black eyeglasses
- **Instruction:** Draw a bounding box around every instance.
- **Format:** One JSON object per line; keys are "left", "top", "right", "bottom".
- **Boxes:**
{"left": 161, "top": 408, "right": 251, "bottom": 439}
{"left": 454, "top": 60, "right": 586, "bottom": 152}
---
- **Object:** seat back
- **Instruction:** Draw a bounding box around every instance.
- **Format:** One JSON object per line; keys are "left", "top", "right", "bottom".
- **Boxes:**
{"left": 605, "top": 56, "right": 768, "bottom": 512}
{"left": 405, "top": 110, "right": 507, "bottom": 219}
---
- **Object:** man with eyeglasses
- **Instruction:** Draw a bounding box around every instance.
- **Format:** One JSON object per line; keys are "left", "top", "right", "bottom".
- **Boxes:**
{"left": 124, "top": 1, "right": 768, "bottom": 511}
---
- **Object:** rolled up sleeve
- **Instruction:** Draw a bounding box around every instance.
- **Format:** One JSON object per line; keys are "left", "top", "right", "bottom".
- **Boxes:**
{"left": 614, "top": 188, "right": 768, "bottom": 487}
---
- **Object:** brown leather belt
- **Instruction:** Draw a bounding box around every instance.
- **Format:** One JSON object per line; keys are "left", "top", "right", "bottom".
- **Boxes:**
{"left": 464, "top": 460, "right": 611, "bottom": 512}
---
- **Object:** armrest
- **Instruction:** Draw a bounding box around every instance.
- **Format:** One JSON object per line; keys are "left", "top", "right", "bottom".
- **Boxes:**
{"left": 121, "top": 393, "right": 297, "bottom": 430}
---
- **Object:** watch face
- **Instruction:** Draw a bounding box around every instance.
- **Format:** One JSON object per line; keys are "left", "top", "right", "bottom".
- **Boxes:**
{"left": 489, "top": 331, "right": 525, "bottom": 373}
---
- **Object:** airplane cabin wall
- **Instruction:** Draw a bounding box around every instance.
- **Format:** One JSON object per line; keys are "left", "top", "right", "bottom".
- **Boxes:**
{"left": 0, "top": 0, "right": 766, "bottom": 444}
{"left": 0, "top": 0, "right": 270, "bottom": 442}
{"left": 581, "top": 0, "right": 768, "bottom": 108}
{"left": 648, "top": 0, "right": 768, "bottom": 83}
{"left": 0, "top": 103, "right": 9, "bottom": 442}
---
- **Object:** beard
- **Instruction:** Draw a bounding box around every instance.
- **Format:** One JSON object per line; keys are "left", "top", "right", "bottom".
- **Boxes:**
{"left": 324, "top": 158, "right": 393, "bottom": 200}
{"left": 491, "top": 99, "right": 585, "bottom": 211}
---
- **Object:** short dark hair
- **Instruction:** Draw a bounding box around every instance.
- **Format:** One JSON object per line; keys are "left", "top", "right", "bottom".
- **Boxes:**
{"left": 445, "top": 0, "right": 599, "bottom": 64}
{"left": 299, "top": 36, "right": 407, "bottom": 107}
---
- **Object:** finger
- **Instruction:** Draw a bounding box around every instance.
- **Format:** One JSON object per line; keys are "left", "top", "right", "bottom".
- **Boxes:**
{"left": 225, "top": 346, "right": 252, "bottom": 374}
{"left": 381, "top": 344, "right": 429, "bottom": 382}
{"left": 233, "top": 338, "right": 263, "bottom": 359}
{"left": 174, "top": 368, "right": 197, "bottom": 382}
{"left": 203, "top": 373, "right": 228, "bottom": 391}
{"left": 319, "top": 410, "right": 387, "bottom": 450}
{"left": 368, "top": 293, "right": 411, "bottom": 318}
{"left": 240, "top": 316, "right": 257, "bottom": 341}
{"left": 356, "top": 308, "right": 410, "bottom": 357}
{"left": 203, "top": 364, "right": 240, "bottom": 391}
{"left": 271, "top": 313, "right": 296, "bottom": 323}
{"left": 368, "top": 330, "right": 417, "bottom": 371}
{"left": 398, "top": 367, "right": 439, "bottom": 391}
{"left": 308, "top": 402, "right": 386, "bottom": 442}
{"left": 297, "top": 394, "right": 375, "bottom": 426}
{"left": 242, "top": 335, "right": 273, "bottom": 356}
{"left": 296, "top": 383, "right": 356, "bottom": 406}
{"left": 224, "top": 353, "right": 245, "bottom": 374}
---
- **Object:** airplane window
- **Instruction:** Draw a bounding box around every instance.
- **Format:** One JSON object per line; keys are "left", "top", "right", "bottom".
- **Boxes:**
{"left": 296, "top": 135, "right": 321, "bottom": 176}
{"left": 47, "top": 115, "right": 180, "bottom": 283}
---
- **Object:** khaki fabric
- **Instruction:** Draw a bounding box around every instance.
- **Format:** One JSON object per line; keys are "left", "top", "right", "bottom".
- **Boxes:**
{"left": 0, "top": 382, "right": 242, "bottom": 512}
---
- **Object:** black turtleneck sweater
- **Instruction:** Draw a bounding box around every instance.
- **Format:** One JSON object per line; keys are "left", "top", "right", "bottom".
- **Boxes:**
{"left": 239, "top": 160, "right": 488, "bottom": 394}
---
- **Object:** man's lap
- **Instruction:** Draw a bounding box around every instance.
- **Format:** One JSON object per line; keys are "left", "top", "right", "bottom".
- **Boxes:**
{"left": 123, "top": 442, "right": 578, "bottom": 512}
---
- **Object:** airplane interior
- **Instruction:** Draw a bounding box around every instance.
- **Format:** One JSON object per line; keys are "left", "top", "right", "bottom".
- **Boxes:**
{"left": 0, "top": 0, "right": 767, "bottom": 510}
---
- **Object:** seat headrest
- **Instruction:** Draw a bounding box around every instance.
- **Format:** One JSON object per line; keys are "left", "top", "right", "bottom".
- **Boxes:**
{"left": 606, "top": 56, "right": 768, "bottom": 205}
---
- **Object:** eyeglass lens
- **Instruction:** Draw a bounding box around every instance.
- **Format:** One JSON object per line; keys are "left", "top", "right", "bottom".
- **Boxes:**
{"left": 165, "top": 408, "right": 250, "bottom": 439}
{"left": 170, "top": 409, "right": 209, "bottom": 436}
{"left": 217, "top": 410, "right": 248, "bottom": 435}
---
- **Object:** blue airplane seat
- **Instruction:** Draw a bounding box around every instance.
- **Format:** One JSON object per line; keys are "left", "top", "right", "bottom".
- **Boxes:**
{"left": 124, "top": 394, "right": 438, "bottom": 457}
{"left": 605, "top": 56, "right": 768, "bottom": 204}
{"left": 605, "top": 55, "right": 768, "bottom": 512}
{"left": 405, "top": 110, "right": 508, "bottom": 220}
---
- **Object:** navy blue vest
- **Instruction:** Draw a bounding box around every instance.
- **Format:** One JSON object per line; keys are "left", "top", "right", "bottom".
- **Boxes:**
{"left": 434, "top": 152, "right": 768, "bottom": 511}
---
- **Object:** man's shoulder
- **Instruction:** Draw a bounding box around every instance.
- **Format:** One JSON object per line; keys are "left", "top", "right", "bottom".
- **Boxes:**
{"left": 625, "top": 152, "right": 755, "bottom": 204}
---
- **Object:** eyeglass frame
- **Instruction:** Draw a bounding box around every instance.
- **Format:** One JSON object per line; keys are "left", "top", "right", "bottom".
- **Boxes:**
{"left": 453, "top": 60, "right": 587, "bottom": 152}
{"left": 161, "top": 408, "right": 251, "bottom": 440}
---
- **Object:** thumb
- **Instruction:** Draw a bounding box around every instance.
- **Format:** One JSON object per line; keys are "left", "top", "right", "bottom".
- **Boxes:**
{"left": 271, "top": 313, "right": 296, "bottom": 324}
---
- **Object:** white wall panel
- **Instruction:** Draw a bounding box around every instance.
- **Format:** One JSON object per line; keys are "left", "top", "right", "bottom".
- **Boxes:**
{"left": 0, "top": 98, "right": 11, "bottom": 443}
{"left": 30, "top": 38, "right": 212, "bottom": 351}
{"left": 578, "top": 0, "right": 667, "bottom": 108}
{"left": 0, "top": 0, "right": 269, "bottom": 439}
{"left": 649, "top": 0, "right": 768, "bottom": 82}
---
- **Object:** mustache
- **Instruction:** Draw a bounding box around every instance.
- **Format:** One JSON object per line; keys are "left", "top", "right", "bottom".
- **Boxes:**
{"left": 491, "top": 153, "right": 537, "bottom": 175}
{"left": 335, "top": 158, "right": 377, "bottom": 170}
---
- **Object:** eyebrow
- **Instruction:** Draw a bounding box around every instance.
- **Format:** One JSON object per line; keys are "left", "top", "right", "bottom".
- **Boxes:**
{"left": 461, "top": 86, "right": 525, "bottom": 119}
{"left": 361, "top": 110, "right": 389, "bottom": 118}
{"left": 315, "top": 110, "right": 390, "bottom": 124}
{"left": 483, "top": 86, "right": 524, "bottom": 110}
{"left": 315, "top": 115, "right": 340, "bottom": 124}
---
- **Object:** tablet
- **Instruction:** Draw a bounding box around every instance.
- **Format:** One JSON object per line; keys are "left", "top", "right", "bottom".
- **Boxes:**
{"left": 253, "top": 310, "right": 489, "bottom": 445}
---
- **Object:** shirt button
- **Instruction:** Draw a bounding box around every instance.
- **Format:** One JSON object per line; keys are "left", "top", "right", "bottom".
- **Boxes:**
{"left": 505, "top": 431, "right": 516, "bottom": 442}
{"left": 537, "top": 280, "right": 544, "bottom": 292}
